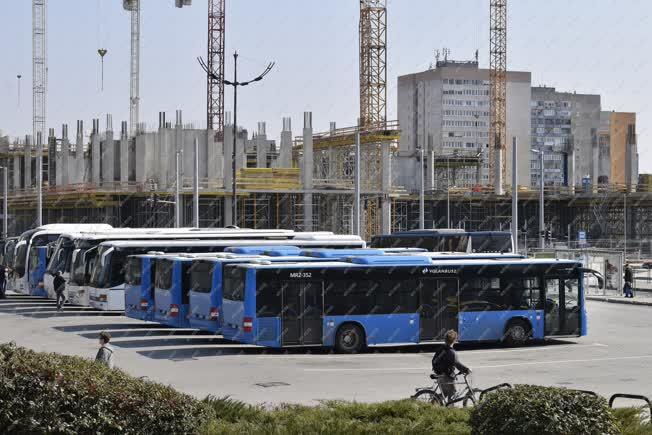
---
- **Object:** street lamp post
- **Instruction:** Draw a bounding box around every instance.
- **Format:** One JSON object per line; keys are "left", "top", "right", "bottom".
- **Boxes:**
{"left": 447, "top": 157, "right": 450, "bottom": 228}
{"left": 532, "top": 147, "right": 545, "bottom": 249}
{"left": 1, "top": 166, "right": 7, "bottom": 238}
{"left": 198, "top": 54, "right": 274, "bottom": 227}
{"left": 418, "top": 145, "right": 425, "bottom": 230}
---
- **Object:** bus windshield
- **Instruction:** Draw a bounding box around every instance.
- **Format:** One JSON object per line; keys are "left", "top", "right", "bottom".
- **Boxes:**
{"left": 28, "top": 247, "right": 40, "bottom": 273}
{"left": 190, "top": 261, "right": 214, "bottom": 293}
{"left": 4, "top": 240, "right": 16, "bottom": 267}
{"left": 47, "top": 238, "right": 75, "bottom": 274}
{"left": 155, "top": 260, "right": 173, "bottom": 290}
{"left": 470, "top": 233, "right": 512, "bottom": 253}
{"left": 223, "top": 267, "right": 245, "bottom": 301}
{"left": 125, "top": 257, "right": 142, "bottom": 286}
{"left": 14, "top": 243, "right": 28, "bottom": 277}
{"left": 89, "top": 246, "right": 111, "bottom": 288}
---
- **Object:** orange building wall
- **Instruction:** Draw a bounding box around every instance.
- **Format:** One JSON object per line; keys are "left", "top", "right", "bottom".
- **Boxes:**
{"left": 609, "top": 112, "right": 636, "bottom": 185}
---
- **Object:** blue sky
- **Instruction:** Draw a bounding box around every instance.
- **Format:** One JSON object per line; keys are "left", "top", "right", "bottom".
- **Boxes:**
{"left": 1, "top": 0, "right": 650, "bottom": 170}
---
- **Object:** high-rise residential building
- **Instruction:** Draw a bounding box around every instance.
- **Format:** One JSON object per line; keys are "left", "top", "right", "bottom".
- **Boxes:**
{"left": 607, "top": 112, "right": 638, "bottom": 188}
{"left": 396, "top": 58, "right": 531, "bottom": 191}
{"left": 530, "top": 87, "right": 601, "bottom": 188}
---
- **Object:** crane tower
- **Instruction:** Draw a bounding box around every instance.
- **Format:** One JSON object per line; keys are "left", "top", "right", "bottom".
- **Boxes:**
{"left": 123, "top": 0, "right": 192, "bottom": 137}
{"left": 207, "top": 0, "right": 225, "bottom": 138}
{"left": 33, "top": 0, "right": 47, "bottom": 145}
{"left": 489, "top": 0, "right": 507, "bottom": 194}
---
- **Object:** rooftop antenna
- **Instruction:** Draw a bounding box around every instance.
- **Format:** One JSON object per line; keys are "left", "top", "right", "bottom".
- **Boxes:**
{"left": 97, "top": 48, "right": 108, "bottom": 91}
{"left": 475, "top": 49, "right": 479, "bottom": 63}
{"left": 435, "top": 49, "right": 440, "bottom": 64}
{"left": 17, "top": 75, "right": 22, "bottom": 107}
{"left": 443, "top": 47, "right": 450, "bottom": 62}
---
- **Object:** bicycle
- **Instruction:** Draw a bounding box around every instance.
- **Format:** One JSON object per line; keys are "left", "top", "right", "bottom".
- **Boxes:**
{"left": 411, "top": 371, "right": 481, "bottom": 407}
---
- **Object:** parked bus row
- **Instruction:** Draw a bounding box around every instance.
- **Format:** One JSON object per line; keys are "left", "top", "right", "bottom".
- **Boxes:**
{"left": 2, "top": 225, "right": 599, "bottom": 353}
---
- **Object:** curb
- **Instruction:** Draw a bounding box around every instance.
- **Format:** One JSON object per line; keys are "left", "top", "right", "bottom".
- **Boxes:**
{"left": 586, "top": 296, "right": 652, "bottom": 307}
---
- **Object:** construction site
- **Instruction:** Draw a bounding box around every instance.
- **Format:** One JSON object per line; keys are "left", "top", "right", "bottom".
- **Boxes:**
{"left": 2, "top": 0, "right": 652, "bottom": 254}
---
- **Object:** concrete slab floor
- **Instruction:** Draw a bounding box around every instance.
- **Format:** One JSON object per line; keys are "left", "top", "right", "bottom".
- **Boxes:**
{"left": 0, "top": 295, "right": 650, "bottom": 406}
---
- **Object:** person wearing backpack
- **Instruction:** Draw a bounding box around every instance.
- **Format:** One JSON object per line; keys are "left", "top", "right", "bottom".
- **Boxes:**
{"left": 95, "top": 331, "right": 115, "bottom": 369}
{"left": 53, "top": 271, "right": 66, "bottom": 311}
{"left": 431, "top": 330, "right": 471, "bottom": 400}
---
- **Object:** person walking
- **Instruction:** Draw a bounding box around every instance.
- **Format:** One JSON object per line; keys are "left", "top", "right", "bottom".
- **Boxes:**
{"left": 53, "top": 271, "right": 66, "bottom": 310}
{"left": 623, "top": 263, "right": 634, "bottom": 298}
{"left": 95, "top": 331, "right": 115, "bottom": 369}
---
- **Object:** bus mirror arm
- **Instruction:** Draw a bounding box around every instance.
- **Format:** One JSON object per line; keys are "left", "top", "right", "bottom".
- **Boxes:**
{"left": 579, "top": 268, "right": 604, "bottom": 290}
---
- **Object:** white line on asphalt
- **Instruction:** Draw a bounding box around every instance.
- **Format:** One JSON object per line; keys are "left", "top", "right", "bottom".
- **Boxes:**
{"left": 302, "top": 354, "right": 652, "bottom": 372}
{"left": 253, "top": 343, "right": 606, "bottom": 359}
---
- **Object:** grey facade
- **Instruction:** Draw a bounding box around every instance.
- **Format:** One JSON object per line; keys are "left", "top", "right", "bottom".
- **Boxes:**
{"left": 397, "top": 60, "right": 532, "bottom": 191}
{"left": 530, "top": 87, "right": 601, "bottom": 187}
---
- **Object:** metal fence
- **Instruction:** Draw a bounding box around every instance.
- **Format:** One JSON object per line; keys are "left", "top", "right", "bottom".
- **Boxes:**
{"left": 532, "top": 248, "right": 624, "bottom": 296}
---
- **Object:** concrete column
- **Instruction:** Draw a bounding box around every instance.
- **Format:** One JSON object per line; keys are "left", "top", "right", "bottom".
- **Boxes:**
{"left": 175, "top": 110, "right": 184, "bottom": 188}
{"left": 75, "top": 120, "right": 85, "bottom": 184}
{"left": 156, "top": 112, "right": 167, "bottom": 187}
{"left": 256, "top": 122, "right": 267, "bottom": 168}
{"left": 120, "top": 121, "right": 129, "bottom": 183}
{"left": 23, "top": 135, "right": 32, "bottom": 189}
{"left": 91, "top": 119, "right": 101, "bottom": 185}
{"left": 302, "top": 112, "right": 313, "bottom": 231}
{"left": 278, "top": 117, "right": 292, "bottom": 168}
{"left": 625, "top": 124, "right": 638, "bottom": 192}
{"left": 61, "top": 124, "right": 69, "bottom": 186}
{"left": 566, "top": 138, "right": 575, "bottom": 194}
{"left": 13, "top": 154, "right": 21, "bottom": 190}
{"left": 102, "top": 114, "right": 115, "bottom": 184}
{"left": 55, "top": 127, "right": 63, "bottom": 186}
{"left": 235, "top": 130, "right": 246, "bottom": 171}
{"left": 380, "top": 141, "right": 392, "bottom": 235}
{"left": 591, "top": 128, "right": 599, "bottom": 194}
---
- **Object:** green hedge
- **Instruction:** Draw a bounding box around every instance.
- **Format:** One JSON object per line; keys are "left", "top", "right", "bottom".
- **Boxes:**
{"left": 470, "top": 385, "right": 619, "bottom": 435}
{"left": 0, "top": 342, "right": 210, "bottom": 434}
{"left": 199, "top": 397, "right": 472, "bottom": 434}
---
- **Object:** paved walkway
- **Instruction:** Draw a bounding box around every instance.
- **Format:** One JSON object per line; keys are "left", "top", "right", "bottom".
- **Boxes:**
{"left": 586, "top": 294, "right": 652, "bottom": 306}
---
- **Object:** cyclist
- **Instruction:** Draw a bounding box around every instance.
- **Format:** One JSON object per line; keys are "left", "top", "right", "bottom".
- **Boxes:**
{"left": 431, "top": 330, "right": 471, "bottom": 400}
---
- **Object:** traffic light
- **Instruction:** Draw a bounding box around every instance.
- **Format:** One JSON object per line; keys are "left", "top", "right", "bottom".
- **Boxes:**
{"left": 546, "top": 230, "right": 552, "bottom": 240}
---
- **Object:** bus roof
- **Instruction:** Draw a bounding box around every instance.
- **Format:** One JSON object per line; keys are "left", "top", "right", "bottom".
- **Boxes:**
{"left": 236, "top": 257, "right": 581, "bottom": 270}
{"left": 224, "top": 246, "right": 302, "bottom": 255}
{"left": 100, "top": 238, "right": 364, "bottom": 249}
{"left": 300, "top": 248, "right": 386, "bottom": 258}
{"left": 388, "top": 229, "right": 466, "bottom": 236}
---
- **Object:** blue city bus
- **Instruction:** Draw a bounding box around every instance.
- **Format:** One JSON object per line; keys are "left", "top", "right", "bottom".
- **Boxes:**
{"left": 28, "top": 245, "right": 49, "bottom": 297}
{"left": 124, "top": 253, "right": 157, "bottom": 321}
{"left": 187, "top": 247, "right": 394, "bottom": 333}
{"left": 221, "top": 257, "right": 591, "bottom": 353}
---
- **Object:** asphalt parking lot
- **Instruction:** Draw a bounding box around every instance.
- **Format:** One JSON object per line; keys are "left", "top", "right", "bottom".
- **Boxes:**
{"left": 0, "top": 294, "right": 650, "bottom": 406}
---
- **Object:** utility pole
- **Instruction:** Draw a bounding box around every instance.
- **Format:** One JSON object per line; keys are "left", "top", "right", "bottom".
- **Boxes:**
{"left": 539, "top": 148, "right": 544, "bottom": 249}
{"left": 354, "top": 130, "right": 361, "bottom": 236}
{"left": 198, "top": 52, "right": 274, "bottom": 227}
{"left": 175, "top": 151, "right": 181, "bottom": 228}
{"left": 624, "top": 193, "right": 627, "bottom": 258}
{"left": 447, "top": 157, "right": 451, "bottom": 228}
{"left": 419, "top": 145, "right": 425, "bottom": 230}
{"left": 2, "top": 167, "right": 7, "bottom": 238}
{"left": 36, "top": 132, "right": 43, "bottom": 226}
{"left": 193, "top": 138, "right": 200, "bottom": 227}
{"left": 511, "top": 136, "right": 518, "bottom": 254}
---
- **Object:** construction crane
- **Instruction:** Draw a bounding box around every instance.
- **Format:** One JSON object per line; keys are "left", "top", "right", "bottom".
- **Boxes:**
{"left": 207, "top": 0, "right": 225, "bottom": 139}
{"left": 359, "top": 0, "right": 387, "bottom": 239}
{"left": 33, "top": 0, "right": 47, "bottom": 148}
{"left": 122, "top": 1, "right": 192, "bottom": 137}
{"left": 489, "top": 0, "right": 507, "bottom": 194}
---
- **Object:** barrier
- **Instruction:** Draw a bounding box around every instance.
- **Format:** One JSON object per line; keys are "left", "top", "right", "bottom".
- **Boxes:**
{"left": 478, "top": 383, "right": 512, "bottom": 402}
{"left": 609, "top": 393, "right": 651, "bottom": 422}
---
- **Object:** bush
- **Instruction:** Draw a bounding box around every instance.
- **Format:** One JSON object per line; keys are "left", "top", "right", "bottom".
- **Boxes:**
{"left": 470, "top": 385, "right": 619, "bottom": 435}
{"left": 199, "top": 398, "right": 471, "bottom": 434}
{"left": 612, "top": 407, "right": 652, "bottom": 435}
{"left": 0, "top": 342, "right": 211, "bottom": 434}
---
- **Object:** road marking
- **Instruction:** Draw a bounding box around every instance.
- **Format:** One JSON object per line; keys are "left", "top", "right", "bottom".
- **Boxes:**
{"left": 302, "top": 355, "right": 652, "bottom": 372}
{"left": 253, "top": 343, "right": 606, "bottom": 359}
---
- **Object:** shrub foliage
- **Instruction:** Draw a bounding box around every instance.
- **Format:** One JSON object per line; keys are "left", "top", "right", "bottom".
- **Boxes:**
{"left": 470, "top": 384, "right": 619, "bottom": 435}
{"left": 0, "top": 342, "right": 210, "bottom": 434}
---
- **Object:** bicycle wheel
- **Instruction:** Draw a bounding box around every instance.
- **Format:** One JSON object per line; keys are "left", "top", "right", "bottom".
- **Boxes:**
{"left": 412, "top": 389, "right": 444, "bottom": 406}
{"left": 462, "top": 388, "right": 483, "bottom": 407}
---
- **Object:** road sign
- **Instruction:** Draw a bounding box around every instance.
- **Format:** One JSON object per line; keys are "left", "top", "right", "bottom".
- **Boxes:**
{"left": 578, "top": 231, "right": 586, "bottom": 246}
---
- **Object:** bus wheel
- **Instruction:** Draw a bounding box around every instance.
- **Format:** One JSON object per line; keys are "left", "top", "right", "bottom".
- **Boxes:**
{"left": 503, "top": 320, "right": 531, "bottom": 346}
{"left": 335, "top": 324, "right": 365, "bottom": 354}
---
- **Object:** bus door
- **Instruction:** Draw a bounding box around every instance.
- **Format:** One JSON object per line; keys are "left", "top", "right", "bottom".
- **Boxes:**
{"left": 418, "top": 278, "right": 458, "bottom": 341}
{"left": 281, "top": 281, "right": 323, "bottom": 346}
{"left": 544, "top": 276, "right": 580, "bottom": 336}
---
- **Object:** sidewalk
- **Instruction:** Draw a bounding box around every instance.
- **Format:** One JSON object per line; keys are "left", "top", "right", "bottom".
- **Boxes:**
{"left": 586, "top": 294, "right": 652, "bottom": 307}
